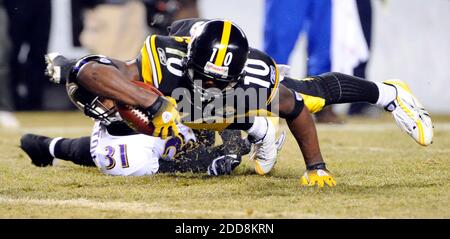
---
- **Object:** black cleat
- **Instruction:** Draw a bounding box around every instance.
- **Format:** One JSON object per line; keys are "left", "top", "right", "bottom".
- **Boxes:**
{"left": 45, "top": 52, "right": 76, "bottom": 85}
{"left": 20, "top": 134, "right": 54, "bottom": 167}
{"left": 207, "top": 154, "right": 241, "bottom": 176}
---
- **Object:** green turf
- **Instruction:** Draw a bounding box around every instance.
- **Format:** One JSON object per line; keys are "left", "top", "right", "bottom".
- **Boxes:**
{"left": 0, "top": 112, "right": 449, "bottom": 218}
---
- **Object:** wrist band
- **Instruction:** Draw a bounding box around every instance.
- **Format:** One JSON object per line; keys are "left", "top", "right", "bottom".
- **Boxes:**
{"left": 145, "top": 96, "right": 165, "bottom": 117}
{"left": 306, "top": 162, "right": 327, "bottom": 170}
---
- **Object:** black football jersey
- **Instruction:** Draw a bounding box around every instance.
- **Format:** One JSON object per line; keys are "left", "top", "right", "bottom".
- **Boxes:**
{"left": 135, "top": 35, "right": 280, "bottom": 130}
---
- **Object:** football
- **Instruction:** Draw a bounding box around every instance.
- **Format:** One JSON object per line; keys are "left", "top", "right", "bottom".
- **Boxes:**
{"left": 116, "top": 81, "right": 163, "bottom": 136}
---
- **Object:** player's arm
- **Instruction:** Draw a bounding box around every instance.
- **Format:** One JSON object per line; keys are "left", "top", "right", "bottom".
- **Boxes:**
{"left": 77, "top": 61, "right": 156, "bottom": 107}
{"left": 77, "top": 61, "right": 180, "bottom": 139}
{"left": 274, "top": 84, "right": 336, "bottom": 187}
{"left": 275, "top": 84, "right": 323, "bottom": 165}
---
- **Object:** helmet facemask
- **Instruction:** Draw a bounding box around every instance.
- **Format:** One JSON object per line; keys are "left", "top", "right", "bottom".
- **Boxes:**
{"left": 82, "top": 97, "right": 121, "bottom": 125}
{"left": 66, "top": 82, "right": 121, "bottom": 125}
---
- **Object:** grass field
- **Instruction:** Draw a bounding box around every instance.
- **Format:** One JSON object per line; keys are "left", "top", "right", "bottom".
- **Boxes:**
{"left": 0, "top": 112, "right": 449, "bottom": 218}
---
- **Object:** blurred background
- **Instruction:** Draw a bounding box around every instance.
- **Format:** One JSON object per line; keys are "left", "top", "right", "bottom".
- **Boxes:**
{"left": 1, "top": 0, "right": 449, "bottom": 128}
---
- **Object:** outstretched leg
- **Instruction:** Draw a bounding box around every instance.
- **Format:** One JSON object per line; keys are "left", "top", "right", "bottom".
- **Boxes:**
{"left": 281, "top": 72, "right": 433, "bottom": 145}
{"left": 158, "top": 136, "right": 250, "bottom": 174}
{"left": 281, "top": 73, "right": 380, "bottom": 112}
{"left": 20, "top": 134, "right": 95, "bottom": 167}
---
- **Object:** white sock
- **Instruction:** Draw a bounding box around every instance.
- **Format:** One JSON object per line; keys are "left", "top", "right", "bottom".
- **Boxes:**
{"left": 49, "top": 137, "right": 63, "bottom": 158}
{"left": 247, "top": 117, "right": 268, "bottom": 142}
{"left": 375, "top": 82, "right": 397, "bottom": 108}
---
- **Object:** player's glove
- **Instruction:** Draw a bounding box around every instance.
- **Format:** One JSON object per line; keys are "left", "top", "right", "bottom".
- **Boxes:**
{"left": 146, "top": 96, "right": 180, "bottom": 139}
{"left": 300, "top": 162, "right": 336, "bottom": 188}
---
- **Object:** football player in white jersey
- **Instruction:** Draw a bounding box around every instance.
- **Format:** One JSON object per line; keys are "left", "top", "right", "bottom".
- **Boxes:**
{"left": 20, "top": 90, "right": 256, "bottom": 176}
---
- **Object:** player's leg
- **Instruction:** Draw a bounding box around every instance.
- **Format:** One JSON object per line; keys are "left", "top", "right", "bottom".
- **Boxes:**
{"left": 281, "top": 73, "right": 379, "bottom": 113}
{"left": 158, "top": 142, "right": 244, "bottom": 175}
{"left": 226, "top": 116, "right": 285, "bottom": 175}
{"left": 91, "top": 128, "right": 160, "bottom": 176}
{"left": 158, "top": 125, "right": 252, "bottom": 175}
{"left": 282, "top": 72, "right": 433, "bottom": 145}
{"left": 161, "top": 129, "right": 250, "bottom": 175}
{"left": 20, "top": 134, "right": 95, "bottom": 167}
{"left": 192, "top": 129, "right": 215, "bottom": 147}
{"left": 220, "top": 130, "right": 251, "bottom": 156}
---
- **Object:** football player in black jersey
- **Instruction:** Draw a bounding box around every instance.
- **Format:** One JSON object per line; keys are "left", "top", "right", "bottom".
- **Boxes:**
{"left": 24, "top": 18, "right": 432, "bottom": 187}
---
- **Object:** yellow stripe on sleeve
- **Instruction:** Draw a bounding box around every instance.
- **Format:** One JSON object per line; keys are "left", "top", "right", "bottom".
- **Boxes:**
{"left": 150, "top": 35, "right": 163, "bottom": 84}
{"left": 266, "top": 64, "right": 280, "bottom": 105}
{"left": 140, "top": 44, "right": 154, "bottom": 86}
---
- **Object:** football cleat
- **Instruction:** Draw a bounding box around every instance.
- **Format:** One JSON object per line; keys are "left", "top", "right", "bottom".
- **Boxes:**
{"left": 207, "top": 154, "right": 241, "bottom": 176}
{"left": 45, "top": 52, "right": 76, "bottom": 84}
{"left": 249, "top": 119, "right": 285, "bottom": 175}
{"left": 383, "top": 80, "right": 433, "bottom": 146}
{"left": 20, "top": 134, "right": 54, "bottom": 167}
{"left": 275, "top": 131, "right": 286, "bottom": 151}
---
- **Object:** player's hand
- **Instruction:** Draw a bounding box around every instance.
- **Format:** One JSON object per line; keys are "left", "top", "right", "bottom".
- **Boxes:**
{"left": 300, "top": 163, "right": 336, "bottom": 188}
{"left": 150, "top": 96, "right": 180, "bottom": 139}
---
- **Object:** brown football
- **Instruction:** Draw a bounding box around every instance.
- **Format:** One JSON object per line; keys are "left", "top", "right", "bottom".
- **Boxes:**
{"left": 116, "top": 81, "right": 164, "bottom": 136}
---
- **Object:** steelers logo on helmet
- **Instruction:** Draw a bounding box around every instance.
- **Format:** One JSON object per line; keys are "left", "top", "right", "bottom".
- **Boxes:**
{"left": 185, "top": 19, "right": 249, "bottom": 101}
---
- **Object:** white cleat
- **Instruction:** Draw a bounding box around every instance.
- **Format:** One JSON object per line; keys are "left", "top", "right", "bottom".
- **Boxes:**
{"left": 250, "top": 119, "right": 285, "bottom": 175}
{"left": 275, "top": 131, "right": 286, "bottom": 151}
{"left": 383, "top": 80, "right": 433, "bottom": 146}
{"left": 45, "top": 52, "right": 74, "bottom": 84}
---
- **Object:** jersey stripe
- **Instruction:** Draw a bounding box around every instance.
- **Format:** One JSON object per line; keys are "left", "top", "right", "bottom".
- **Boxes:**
{"left": 145, "top": 36, "right": 159, "bottom": 88}
{"left": 214, "top": 20, "right": 232, "bottom": 67}
{"left": 266, "top": 64, "right": 280, "bottom": 105}
{"left": 140, "top": 38, "right": 154, "bottom": 86}
{"left": 150, "top": 35, "right": 163, "bottom": 85}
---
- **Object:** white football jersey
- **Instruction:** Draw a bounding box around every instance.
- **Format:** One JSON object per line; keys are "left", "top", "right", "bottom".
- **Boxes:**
{"left": 90, "top": 121, "right": 196, "bottom": 176}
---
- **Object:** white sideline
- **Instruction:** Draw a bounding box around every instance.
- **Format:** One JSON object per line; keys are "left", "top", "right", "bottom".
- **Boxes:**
{"left": 19, "top": 127, "right": 92, "bottom": 135}
{"left": 329, "top": 145, "right": 450, "bottom": 154}
{"left": 1, "top": 122, "right": 449, "bottom": 134}
{"left": 316, "top": 123, "right": 450, "bottom": 132}
{"left": 0, "top": 196, "right": 328, "bottom": 218}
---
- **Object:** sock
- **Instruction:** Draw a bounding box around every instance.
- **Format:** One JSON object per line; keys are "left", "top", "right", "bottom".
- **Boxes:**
{"left": 375, "top": 82, "right": 397, "bottom": 110}
{"left": 53, "top": 137, "right": 96, "bottom": 166}
{"left": 317, "top": 72, "right": 380, "bottom": 104}
{"left": 284, "top": 72, "right": 381, "bottom": 105}
{"left": 48, "top": 137, "right": 63, "bottom": 158}
{"left": 247, "top": 117, "right": 268, "bottom": 143}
